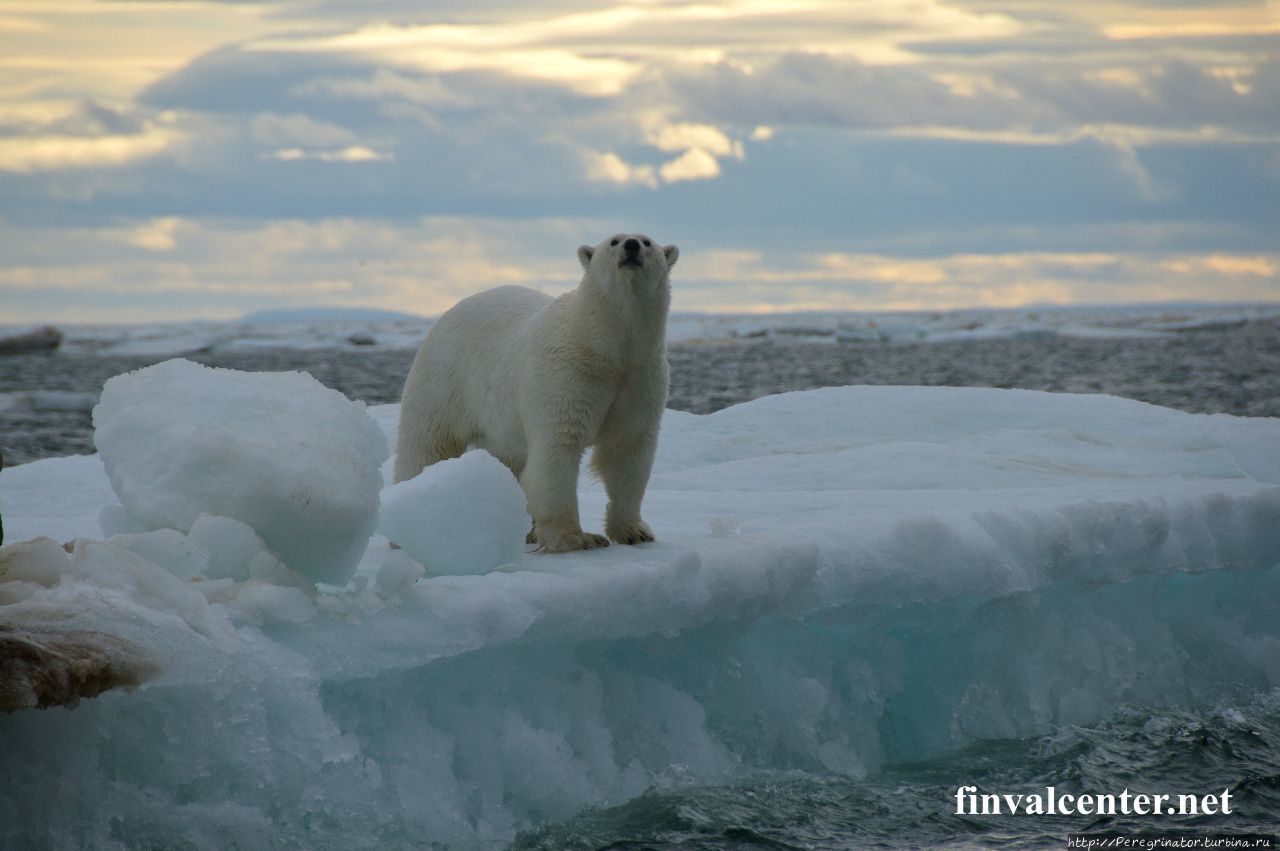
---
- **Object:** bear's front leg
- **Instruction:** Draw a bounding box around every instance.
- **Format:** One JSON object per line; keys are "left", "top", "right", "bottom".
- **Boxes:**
{"left": 522, "top": 439, "right": 609, "bottom": 553}
{"left": 593, "top": 426, "right": 659, "bottom": 545}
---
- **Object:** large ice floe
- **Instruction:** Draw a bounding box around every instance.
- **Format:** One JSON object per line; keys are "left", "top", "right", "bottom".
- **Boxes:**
{"left": 1, "top": 358, "right": 1279, "bottom": 848}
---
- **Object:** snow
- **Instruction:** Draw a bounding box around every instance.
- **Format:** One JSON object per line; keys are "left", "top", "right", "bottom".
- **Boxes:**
{"left": 2, "top": 371, "right": 1279, "bottom": 848}
{"left": 92, "top": 359, "right": 388, "bottom": 586}
{"left": 379, "top": 449, "right": 529, "bottom": 576}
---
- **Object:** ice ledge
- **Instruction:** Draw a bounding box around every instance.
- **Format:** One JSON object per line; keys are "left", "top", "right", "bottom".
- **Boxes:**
{"left": 2, "top": 385, "right": 1279, "bottom": 848}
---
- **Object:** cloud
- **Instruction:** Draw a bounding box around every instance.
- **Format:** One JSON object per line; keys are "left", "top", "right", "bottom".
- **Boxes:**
{"left": 676, "top": 249, "right": 1280, "bottom": 312}
{"left": 1101, "top": 5, "right": 1280, "bottom": 40}
{"left": 245, "top": 0, "right": 1020, "bottom": 85}
{"left": 0, "top": 215, "right": 601, "bottom": 323}
{"left": 659, "top": 148, "right": 722, "bottom": 183}
{"left": 0, "top": 119, "right": 181, "bottom": 172}
{"left": 665, "top": 50, "right": 1280, "bottom": 143}
{"left": 250, "top": 112, "right": 358, "bottom": 148}
{"left": 0, "top": 99, "right": 188, "bottom": 174}
{"left": 583, "top": 150, "right": 658, "bottom": 188}
{"left": 127, "top": 217, "right": 181, "bottom": 252}
{"left": 646, "top": 121, "right": 742, "bottom": 158}
{"left": 249, "top": 17, "right": 643, "bottom": 97}
{"left": 0, "top": 15, "right": 44, "bottom": 34}
{"left": 0, "top": 1, "right": 267, "bottom": 103}
{"left": 665, "top": 52, "right": 1031, "bottom": 132}
{"left": 294, "top": 69, "right": 475, "bottom": 110}
{"left": 268, "top": 145, "right": 392, "bottom": 162}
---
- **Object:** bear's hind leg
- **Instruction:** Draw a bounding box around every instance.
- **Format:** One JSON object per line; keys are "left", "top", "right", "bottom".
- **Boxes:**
{"left": 393, "top": 421, "right": 467, "bottom": 483}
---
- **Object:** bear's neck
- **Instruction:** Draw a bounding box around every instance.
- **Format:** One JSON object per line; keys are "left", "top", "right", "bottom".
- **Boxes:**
{"left": 568, "top": 277, "right": 669, "bottom": 363}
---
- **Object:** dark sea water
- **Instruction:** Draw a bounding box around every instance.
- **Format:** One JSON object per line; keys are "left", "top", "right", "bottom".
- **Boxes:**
{"left": 515, "top": 696, "right": 1280, "bottom": 849}
{"left": 2, "top": 322, "right": 1279, "bottom": 849}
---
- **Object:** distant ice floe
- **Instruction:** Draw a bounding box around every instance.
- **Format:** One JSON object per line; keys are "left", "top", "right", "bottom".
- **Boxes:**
{"left": 667, "top": 302, "right": 1280, "bottom": 345}
{"left": 0, "top": 359, "right": 1278, "bottom": 848}
{"left": 39, "top": 315, "right": 433, "bottom": 357}
{"left": 0, "top": 390, "right": 99, "bottom": 414}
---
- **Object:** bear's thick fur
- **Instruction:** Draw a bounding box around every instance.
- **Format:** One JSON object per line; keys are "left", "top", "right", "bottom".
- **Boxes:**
{"left": 395, "top": 233, "right": 678, "bottom": 553}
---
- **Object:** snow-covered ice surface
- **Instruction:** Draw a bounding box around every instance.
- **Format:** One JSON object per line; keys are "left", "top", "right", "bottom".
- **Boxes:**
{"left": 2, "top": 370, "right": 1279, "bottom": 849}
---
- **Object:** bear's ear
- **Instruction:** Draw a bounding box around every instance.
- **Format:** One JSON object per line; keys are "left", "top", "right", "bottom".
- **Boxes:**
{"left": 577, "top": 245, "right": 594, "bottom": 269}
{"left": 663, "top": 245, "right": 679, "bottom": 269}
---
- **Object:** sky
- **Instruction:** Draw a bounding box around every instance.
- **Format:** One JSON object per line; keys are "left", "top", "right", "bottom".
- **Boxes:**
{"left": 1, "top": 0, "right": 1278, "bottom": 323}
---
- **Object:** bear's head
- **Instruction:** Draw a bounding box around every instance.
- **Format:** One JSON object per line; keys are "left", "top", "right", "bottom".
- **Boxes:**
{"left": 577, "top": 234, "right": 678, "bottom": 299}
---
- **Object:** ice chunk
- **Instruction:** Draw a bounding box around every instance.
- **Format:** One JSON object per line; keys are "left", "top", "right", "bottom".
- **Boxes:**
{"left": 370, "top": 544, "right": 426, "bottom": 599}
{"left": 187, "top": 513, "right": 279, "bottom": 582}
{"left": 93, "top": 359, "right": 388, "bottom": 586}
{"left": 2, "top": 455, "right": 117, "bottom": 545}
{"left": 0, "top": 536, "right": 68, "bottom": 588}
{"left": 110, "top": 528, "right": 209, "bottom": 581}
{"left": 379, "top": 449, "right": 529, "bottom": 575}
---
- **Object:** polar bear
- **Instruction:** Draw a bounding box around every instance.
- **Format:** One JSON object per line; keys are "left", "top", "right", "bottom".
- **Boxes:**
{"left": 395, "top": 233, "right": 678, "bottom": 553}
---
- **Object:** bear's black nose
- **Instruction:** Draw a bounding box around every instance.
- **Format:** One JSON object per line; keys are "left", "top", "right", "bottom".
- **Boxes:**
{"left": 624, "top": 238, "right": 640, "bottom": 254}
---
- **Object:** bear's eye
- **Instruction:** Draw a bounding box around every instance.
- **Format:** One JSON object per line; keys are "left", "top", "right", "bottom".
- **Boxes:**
{"left": 643, "top": 239, "right": 651, "bottom": 247}
{"left": 611, "top": 239, "right": 619, "bottom": 246}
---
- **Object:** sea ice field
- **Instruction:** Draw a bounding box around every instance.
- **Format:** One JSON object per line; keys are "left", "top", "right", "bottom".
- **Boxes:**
{"left": 7, "top": 302, "right": 1280, "bottom": 359}
{"left": 1, "top": 351, "right": 1279, "bottom": 849}
{"left": 4, "top": 303, "right": 1280, "bottom": 468}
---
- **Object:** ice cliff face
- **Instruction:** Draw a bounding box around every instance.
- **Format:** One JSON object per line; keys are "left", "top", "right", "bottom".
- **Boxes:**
{"left": 1, "top": 370, "right": 1278, "bottom": 849}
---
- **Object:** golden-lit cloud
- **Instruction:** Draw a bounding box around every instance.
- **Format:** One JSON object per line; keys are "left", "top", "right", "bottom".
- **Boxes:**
{"left": 251, "top": 17, "right": 645, "bottom": 97}
{"left": 0, "top": 217, "right": 591, "bottom": 322}
{"left": 1101, "top": 4, "right": 1280, "bottom": 40}
{"left": 126, "top": 217, "right": 182, "bottom": 252}
{"left": 0, "top": 121, "right": 181, "bottom": 172}
{"left": 582, "top": 150, "right": 660, "bottom": 188}
{"left": 678, "top": 249, "right": 1280, "bottom": 312}
{"left": 246, "top": 0, "right": 1025, "bottom": 104}
{"left": 268, "top": 145, "right": 392, "bottom": 163}
{"left": 659, "top": 147, "right": 723, "bottom": 182}
{"left": 646, "top": 122, "right": 742, "bottom": 158}
{"left": 0, "top": 1, "right": 265, "bottom": 101}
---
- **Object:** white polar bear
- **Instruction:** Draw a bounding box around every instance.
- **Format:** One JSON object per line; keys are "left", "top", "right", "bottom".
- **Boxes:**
{"left": 395, "top": 233, "right": 678, "bottom": 553}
